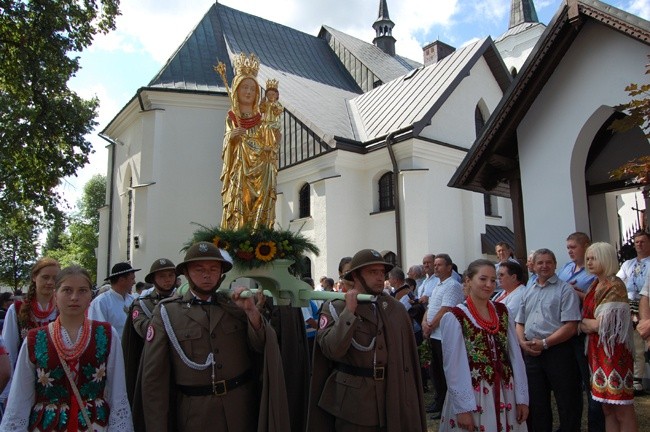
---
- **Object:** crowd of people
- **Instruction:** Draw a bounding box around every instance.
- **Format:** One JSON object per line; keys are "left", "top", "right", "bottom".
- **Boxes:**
{"left": 0, "top": 231, "right": 646, "bottom": 431}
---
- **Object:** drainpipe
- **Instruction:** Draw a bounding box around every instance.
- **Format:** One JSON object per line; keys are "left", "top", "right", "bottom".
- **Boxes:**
{"left": 99, "top": 133, "right": 118, "bottom": 277}
{"left": 384, "top": 127, "right": 410, "bottom": 269}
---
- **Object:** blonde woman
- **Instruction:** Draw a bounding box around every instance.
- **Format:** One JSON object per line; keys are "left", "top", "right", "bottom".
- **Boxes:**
{"left": 581, "top": 242, "right": 638, "bottom": 431}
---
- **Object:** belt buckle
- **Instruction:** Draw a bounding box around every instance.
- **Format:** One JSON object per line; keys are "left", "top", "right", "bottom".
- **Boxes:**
{"left": 373, "top": 366, "right": 385, "bottom": 381}
{"left": 213, "top": 380, "right": 227, "bottom": 396}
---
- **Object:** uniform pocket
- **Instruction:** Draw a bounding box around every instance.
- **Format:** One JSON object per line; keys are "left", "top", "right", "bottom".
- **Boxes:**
{"left": 177, "top": 327, "right": 202, "bottom": 341}
{"left": 221, "top": 319, "right": 245, "bottom": 334}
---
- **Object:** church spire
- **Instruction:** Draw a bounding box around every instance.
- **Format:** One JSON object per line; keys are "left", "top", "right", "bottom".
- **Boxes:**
{"left": 509, "top": 0, "right": 539, "bottom": 29}
{"left": 373, "top": 0, "right": 396, "bottom": 56}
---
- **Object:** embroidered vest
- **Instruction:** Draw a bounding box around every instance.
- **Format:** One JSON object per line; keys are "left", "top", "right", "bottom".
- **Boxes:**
{"left": 27, "top": 322, "right": 112, "bottom": 432}
{"left": 450, "top": 302, "right": 513, "bottom": 387}
{"left": 15, "top": 301, "right": 58, "bottom": 342}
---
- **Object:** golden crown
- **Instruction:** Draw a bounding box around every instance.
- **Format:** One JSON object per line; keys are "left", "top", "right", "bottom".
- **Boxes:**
{"left": 233, "top": 53, "right": 260, "bottom": 77}
{"left": 266, "top": 79, "right": 279, "bottom": 91}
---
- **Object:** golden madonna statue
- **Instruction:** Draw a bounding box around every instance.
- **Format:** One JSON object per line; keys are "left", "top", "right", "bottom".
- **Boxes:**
{"left": 216, "top": 53, "right": 283, "bottom": 230}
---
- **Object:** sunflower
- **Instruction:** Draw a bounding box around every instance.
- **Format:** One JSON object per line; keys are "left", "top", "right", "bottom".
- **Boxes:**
{"left": 212, "top": 236, "right": 230, "bottom": 250}
{"left": 255, "top": 241, "right": 277, "bottom": 262}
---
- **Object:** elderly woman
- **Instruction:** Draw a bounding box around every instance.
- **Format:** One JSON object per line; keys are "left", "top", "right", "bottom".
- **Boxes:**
{"left": 0, "top": 266, "right": 133, "bottom": 431}
{"left": 581, "top": 242, "right": 638, "bottom": 431}
{"left": 495, "top": 261, "right": 526, "bottom": 319}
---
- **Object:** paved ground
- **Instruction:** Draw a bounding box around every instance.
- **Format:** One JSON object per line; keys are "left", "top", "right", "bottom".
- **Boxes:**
{"left": 424, "top": 387, "right": 650, "bottom": 431}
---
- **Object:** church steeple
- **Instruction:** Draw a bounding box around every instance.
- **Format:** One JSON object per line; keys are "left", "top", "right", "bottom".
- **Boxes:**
{"left": 509, "top": 0, "right": 539, "bottom": 29}
{"left": 373, "top": 0, "right": 396, "bottom": 56}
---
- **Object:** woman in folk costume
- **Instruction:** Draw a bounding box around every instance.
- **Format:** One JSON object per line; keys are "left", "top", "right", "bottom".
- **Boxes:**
{"left": 581, "top": 242, "right": 638, "bottom": 431}
{"left": 439, "top": 259, "right": 529, "bottom": 431}
{"left": 1, "top": 258, "right": 60, "bottom": 407}
{"left": 0, "top": 266, "right": 133, "bottom": 432}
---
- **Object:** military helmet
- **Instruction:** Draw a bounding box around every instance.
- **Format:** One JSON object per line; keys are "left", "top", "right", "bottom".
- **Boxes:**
{"left": 144, "top": 258, "right": 177, "bottom": 283}
{"left": 176, "top": 242, "right": 233, "bottom": 274}
{"left": 343, "top": 249, "right": 394, "bottom": 281}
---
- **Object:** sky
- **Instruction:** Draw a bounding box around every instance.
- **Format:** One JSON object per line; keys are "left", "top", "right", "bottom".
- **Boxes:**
{"left": 60, "top": 0, "right": 650, "bottom": 209}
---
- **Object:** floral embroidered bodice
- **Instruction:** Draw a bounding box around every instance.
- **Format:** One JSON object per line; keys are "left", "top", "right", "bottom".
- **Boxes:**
{"left": 450, "top": 302, "right": 513, "bottom": 388}
{"left": 26, "top": 322, "right": 111, "bottom": 431}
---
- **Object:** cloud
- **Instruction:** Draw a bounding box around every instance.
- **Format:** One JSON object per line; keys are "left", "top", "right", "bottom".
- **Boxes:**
{"left": 628, "top": 0, "right": 650, "bottom": 19}
{"left": 86, "top": 0, "right": 463, "bottom": 65}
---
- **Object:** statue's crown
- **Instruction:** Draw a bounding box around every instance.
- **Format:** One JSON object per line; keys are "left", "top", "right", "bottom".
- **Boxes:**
{"left": 233, "top": 53, "right": 260, "bottom": 77}
{"left": 266, "top": 79, "right": 279, "bottom": 91}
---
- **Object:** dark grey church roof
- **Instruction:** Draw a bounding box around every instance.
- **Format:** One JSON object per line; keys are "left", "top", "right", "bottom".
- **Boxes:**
{"left": 149, "top": 3, "right": 360, "bottom": 93}
{"left": 349, "top": 38, "right": 511, "bottom": 141}
{"left": 148, "top": 2, "right": 363, "bottom": 140}
{"left": 142, "top": 2, "right": 502, "bottom": 145}
{"left": 321, "top": 25, "right": 420, "bottom": 84}
{"left": 509, "top": 0, "right": 539, "bottom": 29}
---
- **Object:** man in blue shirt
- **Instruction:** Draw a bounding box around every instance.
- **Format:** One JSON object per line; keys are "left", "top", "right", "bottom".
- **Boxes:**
{"left": 557, "top": 232, "right": 602, "bottom": 432}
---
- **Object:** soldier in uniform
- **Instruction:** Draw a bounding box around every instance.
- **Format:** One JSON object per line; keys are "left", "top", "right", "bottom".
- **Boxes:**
{"left": 141, "top": 242, "right": 289, "bottom": 432}
{"left": 308, "top": 249, "right": 427, "bottom": 432}
{"left": 122, "top": 258, "right": 178, "bottom": 431}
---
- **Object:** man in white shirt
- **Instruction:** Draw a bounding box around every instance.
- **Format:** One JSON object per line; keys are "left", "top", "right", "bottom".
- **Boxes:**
{"left": 617, "top": 230, "right": 650, "bottom": 393}
{"left": 88, "top": 262, "right": 139, "bottom": 338}
{"left": 422, "top": 254, "right": 464, "bottom": 418}
{"left": 417, "top": 254, "right": 438, "bottom": 304}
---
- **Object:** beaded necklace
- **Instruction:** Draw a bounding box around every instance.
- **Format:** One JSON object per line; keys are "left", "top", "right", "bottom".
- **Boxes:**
{"left": 31, "top": 297, "right": 56, "bottom": 320}
{"left": 466, "top": 296, "right": 500, "bottom": 334}
{"left": 51, "top": 318, "right": 92, "bottom": 361}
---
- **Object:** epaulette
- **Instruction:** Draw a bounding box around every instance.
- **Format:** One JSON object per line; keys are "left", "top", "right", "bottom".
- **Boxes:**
{"left": 160, "top": 294, "right": 183, "bottom": 304}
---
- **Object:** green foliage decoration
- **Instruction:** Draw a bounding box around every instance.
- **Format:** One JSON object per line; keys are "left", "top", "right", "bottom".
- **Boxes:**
{"left": 186, "top": 224, "right": 319, "bottom": 271}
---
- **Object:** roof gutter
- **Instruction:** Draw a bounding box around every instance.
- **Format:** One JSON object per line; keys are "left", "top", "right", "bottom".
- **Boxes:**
{"left": 98, "top": 133, "right": 118, "bottom": 277}
{"left": 385, "top": 126, "right": 412, "bottom": 268}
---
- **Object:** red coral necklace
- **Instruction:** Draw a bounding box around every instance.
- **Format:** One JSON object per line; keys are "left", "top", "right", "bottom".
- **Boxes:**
{"left": 31, "top": 297, "right": 56, "bottom": 320}
{"left": 466, "top": 296, "right": 500, "bottom": 334}
{"left": 51, "top": 318, "right": 91, "bottom": 361}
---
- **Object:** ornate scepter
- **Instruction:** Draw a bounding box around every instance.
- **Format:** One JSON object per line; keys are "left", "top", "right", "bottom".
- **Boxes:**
{"left": 214, "top": 61, "right": 231, "bottom": 99}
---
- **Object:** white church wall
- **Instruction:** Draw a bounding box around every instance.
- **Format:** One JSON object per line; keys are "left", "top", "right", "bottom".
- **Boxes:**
{"left": 422, "top": 57, "right": 505, "bottom": 148}
{"left": 99, "top": 92, "right": 231, "bottom": 276}
{"left": 518, "top": 21, "right": 648, "bottom": 257}
{"left": 496, "top": 24, "right": 546, "bottom": 74}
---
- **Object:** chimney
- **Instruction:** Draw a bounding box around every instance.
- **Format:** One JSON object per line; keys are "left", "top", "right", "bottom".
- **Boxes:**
{"left": 422, "top": 40, "right": 456, "bottom": 66}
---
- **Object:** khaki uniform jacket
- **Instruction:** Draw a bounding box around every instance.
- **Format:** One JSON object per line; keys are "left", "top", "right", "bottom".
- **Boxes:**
{"left": 308, "top": 294, "right": 427, "bottom": 431}
{"left": 122, "top": 290, "right": 174, "bottom": 431}
{"left": 141, "top": 290, "right": 289, "bottom": 432}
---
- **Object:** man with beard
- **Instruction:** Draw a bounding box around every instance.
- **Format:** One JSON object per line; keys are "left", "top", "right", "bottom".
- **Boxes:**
{"left": 122, "top": 258, "right": 178, "bottom": 430}
{"left": 141, "top": 242, "right": 289, "bottom": 431}
{"left": 308, "top": 249, "right": 426, "bottom": 431}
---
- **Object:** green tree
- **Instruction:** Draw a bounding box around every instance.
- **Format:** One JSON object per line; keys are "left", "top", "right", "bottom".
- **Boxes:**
{"left": 0, "top": 0, "right": 120, "bottom": 225}
{"left": 42, "top": 209, "right": 67, "bottom": 252}
{"left": 45, "top": 175, "right": 106, "bottom": 282}
{"left": 610, "top": 59, "right": 650, "bottom": 229}
{"left": 0, "top": 210, "right": 39, "bottom": 292}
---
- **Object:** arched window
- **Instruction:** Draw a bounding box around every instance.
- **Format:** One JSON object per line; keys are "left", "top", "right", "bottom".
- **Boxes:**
{"left": 475, "top": 105, "right": 486, "bottom": 138}
{"left": 382, "top": 251, "right": 397, "bottom": 267}
{"left": 378, "top": 172, "right": 395, "bottom": 211}
{"left": 300, "top": 256, "right": 312, "bottom": 279}
{"left": 299, "top": 183, "right": 310, "bottom": 218}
